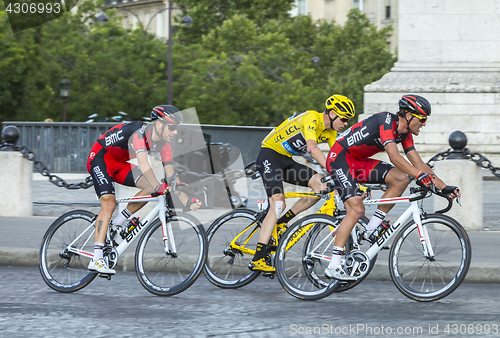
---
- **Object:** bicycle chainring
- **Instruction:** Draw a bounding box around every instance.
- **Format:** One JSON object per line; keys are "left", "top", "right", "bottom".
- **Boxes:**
{"left": 103, "top": 247, "right": 119, "bottom": 269}
{"left": 343, "top": 250, "right": 370, "bottom": 280}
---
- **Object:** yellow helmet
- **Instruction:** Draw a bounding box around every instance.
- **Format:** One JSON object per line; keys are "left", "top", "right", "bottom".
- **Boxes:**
{"left": 325, "top": 95, "right": 355, "bottom": 119}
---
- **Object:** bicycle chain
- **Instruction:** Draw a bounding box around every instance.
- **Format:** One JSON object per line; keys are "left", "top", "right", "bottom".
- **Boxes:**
{"left": 427, "top": 148, "right": 500, "bottom": 179}
{"left": 0, "top": 142, "right": 94, "bottom": 189}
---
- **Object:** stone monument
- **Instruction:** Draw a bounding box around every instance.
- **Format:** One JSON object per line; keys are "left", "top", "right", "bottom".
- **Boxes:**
{"left": 361, "top": 0, "right": 500, "bottom": 164}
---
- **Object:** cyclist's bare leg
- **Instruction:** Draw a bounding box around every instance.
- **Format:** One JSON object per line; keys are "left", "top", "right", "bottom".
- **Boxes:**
{"left": 374, "top": 167, "right": 410, "bottom": 214}
{"left": 94, "top": 193, "right": 117, "bottom": 244}
{"left": 120, "top": 176, "right": 156, "bottom": 215}
{"left": 258, "top": 194, "right": 285, "bottom": 244}
{"left": 334, "top": 196, "right": 365, "bottom": 248}
{"left": 364, "top": 168, "right": 410, "bottom": 231}
{"left": 289, "top": 173, "right": 324, "bottom": 214}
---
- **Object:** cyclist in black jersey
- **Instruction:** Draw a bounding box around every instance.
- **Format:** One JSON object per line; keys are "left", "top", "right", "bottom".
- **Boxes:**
{"left": 86, "top": 105, "right": 201, "bottom": 274}
{"left": 324, "top": 94, "right": 461, "bottom": 280}
{"left": 249, "top": 95, "right": 355, "bottom": 272}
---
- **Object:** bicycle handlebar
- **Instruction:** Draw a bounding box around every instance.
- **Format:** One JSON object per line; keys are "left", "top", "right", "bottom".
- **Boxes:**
{"left": 409, "top": 182, "right": 455, "bottom": 214}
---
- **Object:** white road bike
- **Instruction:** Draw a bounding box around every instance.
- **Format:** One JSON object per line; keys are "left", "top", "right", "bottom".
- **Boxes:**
{"left": 39, "top": 189, "right": 207, "bottom": 296}
{"left": 276, "top": 183, "right": 472, "bottom": 302}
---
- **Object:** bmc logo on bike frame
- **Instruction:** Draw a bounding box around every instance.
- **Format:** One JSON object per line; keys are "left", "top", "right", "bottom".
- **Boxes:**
{"left": 376, "top": 221, "right": 402, "bottom": 246}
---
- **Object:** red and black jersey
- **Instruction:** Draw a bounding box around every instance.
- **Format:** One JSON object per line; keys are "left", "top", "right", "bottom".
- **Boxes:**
{"left": 336, "top": 112, "right": 415, "bottom": 159}
{"left": 97, "top": 121, "right": 173, "bottom": 164}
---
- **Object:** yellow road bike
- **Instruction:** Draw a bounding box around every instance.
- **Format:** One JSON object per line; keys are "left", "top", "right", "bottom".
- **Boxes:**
{"left": 203, "top": 173, "right": 373, "bottom": 291}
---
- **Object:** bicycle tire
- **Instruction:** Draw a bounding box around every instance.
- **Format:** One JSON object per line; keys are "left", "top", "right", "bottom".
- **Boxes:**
{"left": 135, "top": 212, "right": 207, "bottom": 296}
{"left": 276, "top": 214, "right": 342, "bottom": 301}
{"left": 389, "top": 213, "right": 472, "bottom": 302}
{"left": 203, "top": 209, "right": 261, "bottom": 289}
{"left": 39, "top": 210, "right": 97, "bottom": 293}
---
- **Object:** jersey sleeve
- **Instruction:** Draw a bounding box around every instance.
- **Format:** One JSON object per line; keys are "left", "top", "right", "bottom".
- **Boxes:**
{"left": 302, "top": 111, "right": 320, "bottom": 142}
{"left": 130, "top": 128, "right": 147, "bottom": 155}
{"left": 379, "top": 113, "right": 397, "bottom": 147}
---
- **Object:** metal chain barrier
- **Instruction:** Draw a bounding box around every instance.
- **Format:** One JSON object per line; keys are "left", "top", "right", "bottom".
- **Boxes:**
{"left": 1, "top": 141, "right": 247, "bottom": 189}
{"left": 0, "top": 142, "right": 94, "bottom": 189}
{"left": 427, "top": 147, "right": 500, "bottom": 179}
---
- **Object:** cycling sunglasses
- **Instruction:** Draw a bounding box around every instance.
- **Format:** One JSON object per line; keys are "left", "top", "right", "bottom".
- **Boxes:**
{"left": 411, "top": 113, "right": 427, "bottom": 123}
{"left": 339, "top": 117, "right": 350, "bottom": 123}
{"left": 167, "top": 124, "right": 179, "bottom": 131}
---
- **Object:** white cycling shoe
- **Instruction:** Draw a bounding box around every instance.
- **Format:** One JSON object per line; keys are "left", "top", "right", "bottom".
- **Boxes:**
{"left": 324, "top": 264, "right": 357, "bottom": 281}
{"left": 88, "top": 258, "right": 116, "bottom": 275}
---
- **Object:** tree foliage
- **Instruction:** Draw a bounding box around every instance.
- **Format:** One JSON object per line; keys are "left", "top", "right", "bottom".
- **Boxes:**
{"left": 0, "top": 0, "right": 395, "bottom": 125}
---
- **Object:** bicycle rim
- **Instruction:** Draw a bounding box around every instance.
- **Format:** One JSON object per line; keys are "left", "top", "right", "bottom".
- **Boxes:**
{"left": 203, "top": 209, "right": 261, "bottom": 289}
{"left": 389, "top": 214, "right": 471, "bottom": 301}
{"left": 39, "top": 210, "right": 97, "bottom": 293}
{"left": 135, "top": 212, "right": 207, "bottom": 296}
{"left": 276, "top": 214, "right": 341, "bottom": 301}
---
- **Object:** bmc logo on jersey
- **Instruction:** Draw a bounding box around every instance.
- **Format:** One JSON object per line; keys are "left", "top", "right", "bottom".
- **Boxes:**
{"left": 385, "top": 113, "right": 391, "bottom": 125}
{"left": 105, "top": 130, "right": 124, "bottom": 147}
{"left": 347, "top": 126, "right": 369, "bottom": 147}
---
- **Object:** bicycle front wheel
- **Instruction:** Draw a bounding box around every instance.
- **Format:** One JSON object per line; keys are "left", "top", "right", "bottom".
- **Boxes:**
{"left": 203, "top": 209, "right": 261, "bottom": 289}
{"left": 389, "top": 214, "right": 472, "bottom": 302}
{"left": 135, "top": 212, "right": 207, "bottom": 296}
{"left": 276, "top": 214, "right": 342, "bottom": 301}
{"left": 39, "top": 210, "right": 97, "bottom": 293}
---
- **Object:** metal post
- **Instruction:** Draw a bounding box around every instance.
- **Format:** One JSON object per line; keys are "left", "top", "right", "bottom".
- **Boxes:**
{"left": 62, "top": 97, "right": 68, "bottom": 122}
{"left": 167, "top": 0, "right": 173, "bottom": 105}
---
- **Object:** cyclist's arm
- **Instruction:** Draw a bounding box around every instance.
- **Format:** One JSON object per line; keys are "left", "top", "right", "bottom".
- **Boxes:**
{"left": 385, "top": 142, "right": 421, "bottom": 178}
{"left": 136, "top": 151, "right": 161, "bottom": 190}
{"left": 306, "top": 139, "right": 327, "bottom": 168}
{"left": 163, "top": 164, "right": 202, "bottom": 209}
{"left": 405, "top": 149, "right": 448, "bottom": 190}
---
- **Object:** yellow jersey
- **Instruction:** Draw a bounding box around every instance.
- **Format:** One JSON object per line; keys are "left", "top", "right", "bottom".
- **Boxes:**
{"left": 261, "top": 110, "right": 337, "bottom": 157}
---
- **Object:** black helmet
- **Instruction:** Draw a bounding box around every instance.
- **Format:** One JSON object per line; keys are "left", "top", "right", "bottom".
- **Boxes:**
{"left": 398, "top": 95, "right": 431, "bottom": 117}
{"left": 150, "top": 105, "right": 183, "bottom": 124}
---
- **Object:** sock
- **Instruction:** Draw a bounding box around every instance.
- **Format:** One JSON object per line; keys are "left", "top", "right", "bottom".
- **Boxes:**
{"left": 252, "top": 243, "right": 268, "bottom": 261}
{"left": 365, "top": 209, "right": 387, "bottom": 231}
{"left": 93, "top": 242, "right": 104, "bottom": 262}
{"left": 113, "top": 208, "right": 132, "bottom": 227}
{"left": 328, "top": 246, "right": 344, "bottom": 269}
{"left": 277, "top": 209, "right": 296, "bottom": 226}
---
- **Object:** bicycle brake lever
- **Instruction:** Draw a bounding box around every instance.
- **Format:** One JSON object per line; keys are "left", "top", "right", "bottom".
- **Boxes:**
{"left": 456, "top": 196, "right": 462, "bottom": 206}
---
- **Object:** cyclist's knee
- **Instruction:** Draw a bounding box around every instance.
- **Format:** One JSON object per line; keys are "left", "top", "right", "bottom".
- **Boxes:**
{"left": 269, "top": 194, "right": 286, "bottom": 218}
{"left": 99, "top": 194, "right": 117, "bottom": 212}
{"left": 308, "top": 174, "right": 324, "bottom": 192}
{"left": 387, "top": 169, "right": 410, "bottom": 191}
{"left": 346, "top": 197, "right": 365, "bottom": 219}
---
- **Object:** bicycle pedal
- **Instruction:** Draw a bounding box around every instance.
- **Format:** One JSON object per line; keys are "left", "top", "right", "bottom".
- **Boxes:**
{"left": 98, "top": 273, "right": 113, "bottom": 280}
{"left": 262, "top": 272, "right": 275, "bottom": 279}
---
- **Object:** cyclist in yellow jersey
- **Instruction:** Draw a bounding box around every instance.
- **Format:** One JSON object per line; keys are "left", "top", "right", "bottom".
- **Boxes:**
{"left": 249, "top": 94, "right": 355, "bottom": 272}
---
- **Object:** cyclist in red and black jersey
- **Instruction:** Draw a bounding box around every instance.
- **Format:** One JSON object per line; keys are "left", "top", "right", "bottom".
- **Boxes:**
{"left": 86, "top": 105, "right": 201, "bottom": 274}
{"left": 324, "top": 95, "right": 461, "bottom": 280}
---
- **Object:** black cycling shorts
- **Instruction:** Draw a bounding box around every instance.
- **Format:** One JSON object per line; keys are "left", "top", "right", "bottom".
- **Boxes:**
{"left": 87, "top": 142, "right": 141, "bottom": 198}
{"left": 256, "top": 147, "right": 318, "bottom": 197}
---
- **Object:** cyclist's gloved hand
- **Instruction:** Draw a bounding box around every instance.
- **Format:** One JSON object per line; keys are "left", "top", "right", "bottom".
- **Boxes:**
{"left": 441, "top": 185, "right": 461, "bottom": 198}
{"left": 183, "top": 198, "right": 201, "bottom": 212}
{"left": 416, "top": 171, "right": 434, "bottom": 187}
{"left": 155, "top": 182, "right": 169, "bottom": 195}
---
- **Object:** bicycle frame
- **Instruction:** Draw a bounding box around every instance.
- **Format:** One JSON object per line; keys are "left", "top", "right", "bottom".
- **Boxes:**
{"left": 64, "top": 194, "right": 175, "bottom": 260}
{"left": 360, "top": 192, "right": 434, "bottom": 260}
{"left": 227, "top": 191, "right": 337, "bottom": 257}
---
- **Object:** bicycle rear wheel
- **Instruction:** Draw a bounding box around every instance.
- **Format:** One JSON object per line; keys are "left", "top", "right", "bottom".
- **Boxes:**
{"left": 135, "top": 212, "right": 207, "bottom": 296}
{"left": 389, "top": 214, "right": 471, "bottom": 302}
{"left": 203, "top": 209, "right": 261, "bottom": 289}
{"left": 276, "top": 214, "right": 342, "bottom": 300}
{"left": 39, "top": 210, "right": 97, "bottom": 293}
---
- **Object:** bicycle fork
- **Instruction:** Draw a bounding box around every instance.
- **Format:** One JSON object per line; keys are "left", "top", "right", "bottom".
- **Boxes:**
{"left": 413, "top": 208, "right": 435, "bottom": 260}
